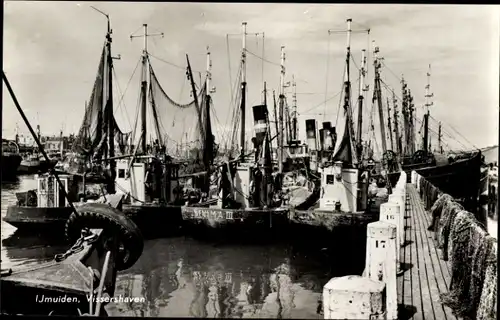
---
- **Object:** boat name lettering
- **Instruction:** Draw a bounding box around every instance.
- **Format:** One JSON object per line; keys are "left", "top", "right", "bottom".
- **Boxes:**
{"left": 193, "top": 209, "right": 234, "bottom": 220}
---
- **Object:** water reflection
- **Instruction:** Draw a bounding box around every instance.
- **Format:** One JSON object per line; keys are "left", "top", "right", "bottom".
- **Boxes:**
{"left": 2, "top": 175, "right": 362, "bottom": 318}
{"left": 107, "top": 237, "right": 336, "bottom": 318}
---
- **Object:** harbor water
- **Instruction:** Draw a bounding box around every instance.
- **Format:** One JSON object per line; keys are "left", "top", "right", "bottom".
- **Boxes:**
{"left": 1, "top": 175, "right": 364, "bottom": 318}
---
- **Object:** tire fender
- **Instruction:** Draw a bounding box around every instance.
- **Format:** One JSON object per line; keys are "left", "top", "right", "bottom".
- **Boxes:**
{"left": 65, "top": 203, "right": 143, "bottom": 271}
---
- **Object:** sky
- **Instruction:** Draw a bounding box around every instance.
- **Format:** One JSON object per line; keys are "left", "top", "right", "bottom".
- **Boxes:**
{"left": 3, "top": 2, "right": 499, "bottom": 153}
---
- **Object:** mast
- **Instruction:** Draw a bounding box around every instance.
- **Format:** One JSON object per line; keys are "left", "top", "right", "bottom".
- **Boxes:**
{"left": 291, "top": 75, "right": 298, "bottom": 141}
{"left": 186, "top": 54, "right": 202, "bottom": 152}
{"left": 140, "top": 24, "right": 148, "bottom": 153}
{"left": 408, "top": 91, "right": 415, "bottom": 154}
{"left": 393, "top": 91, "right": 401, "bottom": 155}
{"left": 373, "top": 41, "right": 388, "bottom": 155}
{"left": 240, "top": 22, "right": 247, "bottom": 159}
{"left": 130, "top": 23, "right": 164, "bottom": 153}
{"left": 387, "top": 97, "right": 394, "bottom": 151}
{"left": 272, "top": 90, "right": 279, "bottom": 151}
{"left": 105, "top": 17, "right": 115, "bottom": 181}
{"left": 278, "top": 45, "right": 286, "bottom": 172}
{"left": 203, "top": 47, "right": 214, "bottom": 192}
{"left": 263, "top": 81, "right": 267, "bottom": 105}
{"left": 423, "top": 64, "right": 433, "bottom": 152}
{"left": 356, "top": 49, "right": 367, "bottom": 160}
{"left": 438, "top": 121, "right": 443, "bottom": 153}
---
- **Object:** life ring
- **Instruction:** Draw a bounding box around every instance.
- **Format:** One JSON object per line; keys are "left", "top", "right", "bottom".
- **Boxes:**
{"left": 64, "top": 203, "right": 143, "bottom": 271}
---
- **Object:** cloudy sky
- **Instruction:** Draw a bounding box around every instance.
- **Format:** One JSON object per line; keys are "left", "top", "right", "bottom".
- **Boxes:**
{"left": 3, "top": 2, "right": 499, "bottom": 152}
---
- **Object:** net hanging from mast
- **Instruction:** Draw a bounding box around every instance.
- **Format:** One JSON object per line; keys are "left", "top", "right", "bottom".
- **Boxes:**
{"left": 60, "top": 42, "right": 131, "bottom": 175}
{"left": 147, "top": 61, "right": 208, "bottom": 167}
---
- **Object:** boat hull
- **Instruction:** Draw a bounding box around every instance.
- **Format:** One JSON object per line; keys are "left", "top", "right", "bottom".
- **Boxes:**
{"left": 180, "top": 206, "right": 290, "bottom": 240}
{"left": 17, "top": 159, "right": 57, "bottom": 174}
{"left": 4, "top": 202, "right": 184, "bottom": 239}
{"left": 388, "top": 151, "right": 483, "bottom": 208}
{"left": 1, "top": 154, "right": 22, "bottom": 180}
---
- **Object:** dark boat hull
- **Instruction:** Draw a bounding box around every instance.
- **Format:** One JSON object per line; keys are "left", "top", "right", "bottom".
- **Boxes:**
{"left": 4, "top": 202, "right": 184, "bottom": 239}
{"left": 180, "top": 206, "right": 290, "bottom": 240}
{"left": 388, "top": 151, "right": 482, "bottom": 208}
{"left": 1, "top": 154, "right": 22, "bottom": 180}
{"left": 17, "top": 159, "right": 57, "bottom": 174}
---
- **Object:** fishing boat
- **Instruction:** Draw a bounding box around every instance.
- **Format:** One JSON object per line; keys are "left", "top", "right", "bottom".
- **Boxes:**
{"left": 1, "top": 139, "right": 22, "bottom": 180}
{"left": 180, "top": 23, "right": 319, "bottom": 238}
{"left": 379, "top": 64, "right": 483, "bottom": 210}
{"left": 2, "top": 70, "right": 144, "bottom": 317}
{"left": 289, "top": 19, "right": 380, "bottom": 240}
{"left": 4, "top": 15, "right": 214, "bottom": 237}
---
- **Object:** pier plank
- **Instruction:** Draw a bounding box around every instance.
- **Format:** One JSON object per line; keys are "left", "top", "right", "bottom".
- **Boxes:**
{"left": 410, "top": 187, "right": 448, "bottom": 320}
{"left": 410, "top": 190, "right": 435, "bottom": 320}
{"left": 400, "top": 194, "right": 413, "bottom": 308}
{"left": 409, "top": 185, "right": 457, "bottom": 320}
{"left": 406, "top": 191, "right": 424, "bottom": 320}
{"left": 415, "top": 193, "right": 452, "bottom": 279}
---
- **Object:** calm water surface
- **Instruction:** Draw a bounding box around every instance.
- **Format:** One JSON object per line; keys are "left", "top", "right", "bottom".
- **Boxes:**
{"left": 1, "top": 175, "right": 361, "bottom": 318}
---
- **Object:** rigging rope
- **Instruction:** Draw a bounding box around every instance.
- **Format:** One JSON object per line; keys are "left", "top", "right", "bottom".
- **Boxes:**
{"left": 245, "top": 49, "right": 281, "bottom": 67}
{"left": 324, "top": 32, "right": 332, "bottom": 121}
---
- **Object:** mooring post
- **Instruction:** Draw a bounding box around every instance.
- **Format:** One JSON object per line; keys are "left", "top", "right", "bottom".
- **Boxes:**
{"left": 379, "top": 202, "right": 402, "bottom": 275}
{"left": 322, "top": 275, "right": 386, "bottom": 319}
{"left": 364, "top": 221, "right": 398, "bottom": 320}
{"left": 388, "top": 193, "right": 405, "bottom": 246}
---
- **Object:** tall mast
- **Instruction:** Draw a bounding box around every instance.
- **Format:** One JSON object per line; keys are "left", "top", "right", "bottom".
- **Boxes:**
{"left": 91, "top": 6, "right": 120, "bottom": 189}
{"left": 278, "top": 45, "right": 286, "bottom": 172}
{"left": 240, "top": 22, "right": 247, "bottom": 158}
{"left": 393, "top": 91, "right": 401, "bottom": 155}
{"left": 272, "top": 90, "right": 279, "bottom": 151}
{"left": 291, "top": 75, "right": 298, "bottom": 141}
{"left": 130, "top": 24, "right": 164, "bottom": 153}
{"left": 387, "top": 97, "right": 394, "bottom": 151}
{"left": 373, "top": 40, "right": 388, "bottom": 155}
{"left": 186, "top": 54, "right": 202, "bottom": 150}
{"left": 262, "top": 81, "right": 267, "bottom": 105}
{"left": 356, "top": 49, "right": 367, "bottom": 160}
{"left": 438, "top": 121, "right": 443, "bottom": 153}
{"left": 423, "top": 64, "right": 433, "bottom": 152}
{"left": 408, "top": 90, "right": 415, "bottom": 154}
{"left": 341, "top": 18, "right": 358, "bottom": 166}
{"left": 401, "top": 77, "right": 410, "bottom": 157}
{"left": 105, "top": 17, "right": 115, "bottom": 179}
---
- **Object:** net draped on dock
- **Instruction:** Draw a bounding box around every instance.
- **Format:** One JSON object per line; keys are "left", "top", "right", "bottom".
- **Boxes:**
{"left": 413, "top": 176, "right": 497, "bottom": 320}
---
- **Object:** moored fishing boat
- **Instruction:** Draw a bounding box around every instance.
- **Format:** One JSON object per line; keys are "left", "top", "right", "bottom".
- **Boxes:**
{"left": 180, "top": 23, "right": 318, "bottom": 238}
{"left": 4, "top": 13, "right": 215, "bottom": 238}
{"left": 1, "top": 69, "right": 144, "bottom": 317}
{"left": 1, "top": 139, "right": 22, "bottom": 180}
{"left": 382, "top": 65, "right": 483, "bottom": 211}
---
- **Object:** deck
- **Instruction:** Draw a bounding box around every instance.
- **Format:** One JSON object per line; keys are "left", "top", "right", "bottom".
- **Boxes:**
{"left": 398, "top": 184, "right": 457, "bottom": 320}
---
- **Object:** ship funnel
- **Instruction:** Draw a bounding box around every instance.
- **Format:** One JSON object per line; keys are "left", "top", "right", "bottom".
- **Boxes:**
{"left": 252, "top": 104, "right": 268, "bottom": 159}
{"left": 305, "top": 119, "right": 317, "bottom": 151}
{"left": 322, "top": 122, "right": 333, "bottom": 150}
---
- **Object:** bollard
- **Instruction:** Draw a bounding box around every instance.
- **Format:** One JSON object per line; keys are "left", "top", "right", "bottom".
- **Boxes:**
{"left": 323, "top": 275, "right": 386, "bottom": 319}
{"left": 389, "top": 193, "right": 405, "bottom": 246}
{"left": 411, "top": 171, "right": 417, "bottom": 185}
{"left": 365, "top": 221, "right": 398, "bottom": 320}
{"left": 379, "top": 202, "right": 402, "bottom": 275}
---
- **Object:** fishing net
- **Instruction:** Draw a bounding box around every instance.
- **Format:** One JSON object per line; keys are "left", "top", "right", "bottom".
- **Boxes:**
{"left": 148, "top": 62, "right": 209, "bottom": 169}
{"left": 419, "top": 175, "right": 498, "bottom": 320}
{"left": 59, "top": 42, "right": 131, "bottom": 175}
{"left": 440, "top": 213, "right": 495, "bottom": 319}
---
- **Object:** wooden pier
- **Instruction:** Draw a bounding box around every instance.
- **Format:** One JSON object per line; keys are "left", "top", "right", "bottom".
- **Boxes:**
{"left": 398, "top": 184, "right": 456, "bottom": 320}
{"left": 323, "top": 171, "right": 497, "bottom": 320}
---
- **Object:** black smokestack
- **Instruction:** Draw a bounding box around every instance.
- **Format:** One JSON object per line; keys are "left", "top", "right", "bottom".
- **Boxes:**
{"left": 252, "top": 104, "right": 268, "bottom": 160}
{"left": 305, "top": 119, "right": 317, "bottom": 151}
{"left": 322, "top": 122, "right": 333, "bottom": 150}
